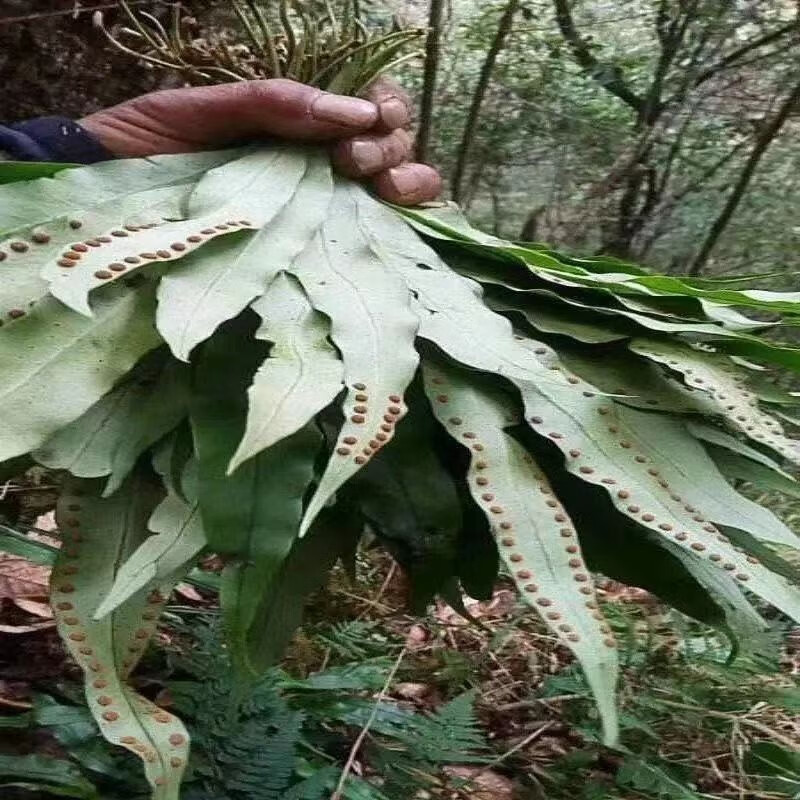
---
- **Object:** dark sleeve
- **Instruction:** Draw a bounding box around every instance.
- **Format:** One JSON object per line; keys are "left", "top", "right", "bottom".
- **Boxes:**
{"left": 0, "top": 116, "right": 112, "bottom": 164}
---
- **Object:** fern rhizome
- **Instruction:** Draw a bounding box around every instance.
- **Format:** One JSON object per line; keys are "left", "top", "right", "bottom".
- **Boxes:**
{"left": 2, "top": 2, "right": 800, "bottom": 797}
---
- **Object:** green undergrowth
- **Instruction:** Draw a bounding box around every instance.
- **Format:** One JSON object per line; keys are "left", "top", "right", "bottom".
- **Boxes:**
{"left": 1, "top": 588, "right": 799, "bottom": 800}
{"left": 541, "top": 603, "right": 800, "bottom": 799}
{"left": 0, "top": 614, "right": 489, "bottom": 800}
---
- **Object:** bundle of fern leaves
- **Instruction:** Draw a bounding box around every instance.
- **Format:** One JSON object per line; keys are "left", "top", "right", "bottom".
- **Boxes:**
{"left": 2, "top": 3, "right": 800, "bottom": 798}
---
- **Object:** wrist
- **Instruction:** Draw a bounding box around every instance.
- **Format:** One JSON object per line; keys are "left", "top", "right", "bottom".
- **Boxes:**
{"left": 3, "top": 117, "right": 112, "bottom": 164}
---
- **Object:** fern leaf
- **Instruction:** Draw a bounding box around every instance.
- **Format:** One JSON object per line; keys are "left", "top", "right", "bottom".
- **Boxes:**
{"left": 0, "top": 284, "right": 161, "bottom": 463}
{"left": 191, "top": 315, "right": 322, "bottom": 677}
{"left": 630, "top": 339, "right": 800, "bottom": 465}
{"left": 559, "top": 348, "right": 717, "bottom": 415}
{"left": 614, "top": 406, "right": 798, "bottom": 550}
{"left": 400, "top": 691, "right": 486, "bottom": 764}
{"left": 0, "top": 149, "right": 243, "bottom": 234}
{"left": 230, "top": 271, "right": 344, "bottom": 472}
{"left": 423, "top": 360, "right": 620, "bottom": 745}
{"left": 95, "top": 458, "right": 206, "bottom": 618}
{"left": 157, "top": 150, "right": 331, "bottom": 361}
{"left": 513, "top": 357, "right": 800, "bottom": 626}
{"left": 711, "top": 447, "right": 800, "bottom": 500}
{"left": 33, "top": 351, "right": 189, "bottom": 491}
{"left": 51, "top": 474, "right": 189, "bottom": 798}
{"left": 289, "top": 181, "right": 420, "bottom": 535}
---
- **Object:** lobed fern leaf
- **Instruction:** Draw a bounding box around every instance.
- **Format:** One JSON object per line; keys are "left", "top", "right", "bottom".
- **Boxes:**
{"left": 4, "top": 131, "right": 800, "bottom": 797}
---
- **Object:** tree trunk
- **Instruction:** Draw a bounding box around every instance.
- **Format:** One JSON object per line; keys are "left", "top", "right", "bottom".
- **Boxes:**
{"left": 688, "top": 77, "right": 800, "bottom": 276}
{"left": 415, "top": 0, "right": 446, "bottom": 163}
{"left": 520, "top": 205, "right": 547, "bottom": 242}
{"left": 451, "top": 0, "right": 520, "bottom": 204}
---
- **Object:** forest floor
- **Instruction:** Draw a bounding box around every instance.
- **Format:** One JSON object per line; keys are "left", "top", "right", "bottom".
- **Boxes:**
{"left": 1, "top": 471, "right": 800, "bottom": 799}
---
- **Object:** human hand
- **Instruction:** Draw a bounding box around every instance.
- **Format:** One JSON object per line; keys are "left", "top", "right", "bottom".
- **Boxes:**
{"left": 79, "top": 77, "right": 441, "bottom": 206}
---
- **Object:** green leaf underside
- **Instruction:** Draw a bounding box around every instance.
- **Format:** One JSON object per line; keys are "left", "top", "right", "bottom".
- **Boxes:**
{"left": 356, "top": 192, "right": 574, "bottom": 395}
{"left": 514, "top": 366, "right": 800, "bottom": 625}
{"left": 45, "top": 211, "right": 257, "bottom": 318}
{"left": 613, "top": 406, "right": 798, "bottom": 550}
{"left": 0, "top": 182, "right": 184, "bottom": 323}
{"left": 94, "top": 459, "right": 206, "bottom": 619}
{"left": 340, "top": 201, "right": 800, "bottom": 619}
{"left": 558, "top": 348, "right": 718, "bottom": 415}
{"left": 191, "top": 316, "right": 321, "bottom": 677}
{"left": 358, "top": 209, "right": 772, "bottom": 627}
{"left": 105, "top": 360, "right": 191, "bottom": 496}
{"left": 0, "top": 285, "right": 162, "bottom": 463}
{"left": 552, "top": 465, "right": 765, "bottom": 637}
{"left": 672, "top": 548, "right": 768, "bottom": 640}
{"left": 422, "top": 359, "right": 620, "bottom": 746}
{"left": 630, "top": 339, "right": 800, "bottom": 465}
{"left": 33, "top": 353, "right": 190, "bottom": 492}
{"left": 157, "top": 149, "right": 332, "bottom": 361}
{"left": 0, "top": 150, "right": 247, "bottom": 234}
{"left": 51, "top": 475, "right": 189, "bottom": 799}
{"left": 231, "top": 272, "right": 344, "bottom": 472}
{"left": 289, "top": 182, "right": 420, "bottom": 536}
{"left": 38, "top": 149, "right": 322, "bottom": 323}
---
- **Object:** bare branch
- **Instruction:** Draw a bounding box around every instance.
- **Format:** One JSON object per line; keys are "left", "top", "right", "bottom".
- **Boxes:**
{"left": 552, "top": 0, "right": 644, "bottom": 113}
{"left": 451, "top": 0, "right": 521, "bottom": 203}
{"left": 688, "top": 77, "right": 800, "bottom": 275}
{"left": 693, "top": 21, "right": 799, "bottom": 88}
{"left": 416, "top": 0, "right": 446, "bottom": 163}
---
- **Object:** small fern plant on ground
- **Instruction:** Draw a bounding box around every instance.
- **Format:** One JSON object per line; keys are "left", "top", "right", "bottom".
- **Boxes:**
{"left": 2, "top": 2, "right": 800, "bottom": 797}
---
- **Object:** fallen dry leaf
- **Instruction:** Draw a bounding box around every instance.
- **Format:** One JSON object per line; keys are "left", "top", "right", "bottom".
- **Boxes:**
{"left": 13, "top": 598, "right": 54, "bottom": 618}
{"left": 33, "top": 511, "right": 57, "bottom": 533}
{"left": 436, "top": 589, "right": 516, "bottom": 625}
{"left": 394, "top": 682, "right": 431, "bottom": 701}
{"left": 0, "top": 620, "right": 56, "bottom": 634}
{"left": 0, "top": 554, "right": 50, "bottom": 599}
{"left": 443, "top": 766, "right": 514, "bottom": 800}
{"left": 174, "top": 582, "right": 204, "bottom": 602}
{"left": 405, "top": 624, "right": 429, "bottom": 648}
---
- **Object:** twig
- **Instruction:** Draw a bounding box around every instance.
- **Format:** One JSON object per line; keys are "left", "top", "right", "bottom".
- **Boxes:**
{"left": 655, "top": 698, "right": 800, "bottom": 751}
{"left": 463, "top": 721, "right": 554, "bottom": 788}
{"left": 356, "top": 561, "right": 397, "bottom": 621}
{"left": 494, "top": 693, "right": 582, "bottom": 713}
{"left": 336, "top": 589, "right": 394, "bottom": 613}
{"left": 331, "top": 644, "right": 407, "bottom": 799}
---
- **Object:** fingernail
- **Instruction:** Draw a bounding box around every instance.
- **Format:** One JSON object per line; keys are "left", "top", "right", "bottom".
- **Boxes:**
{"left": 386, "top": 165, "right": 421, "bottom": 198}
{"left": 379, "top": 97, "right": 409, "bottom": 129}
{"left": 350, "top": 140, "right": 384, "bottom": 174}
{"left": 312, "top": 93, "right": 378, "bottom": 127}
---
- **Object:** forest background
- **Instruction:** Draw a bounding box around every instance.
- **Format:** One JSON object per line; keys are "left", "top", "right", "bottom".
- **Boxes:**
{"left": 3, "top": 0, "right": 799, "bottom": 280}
